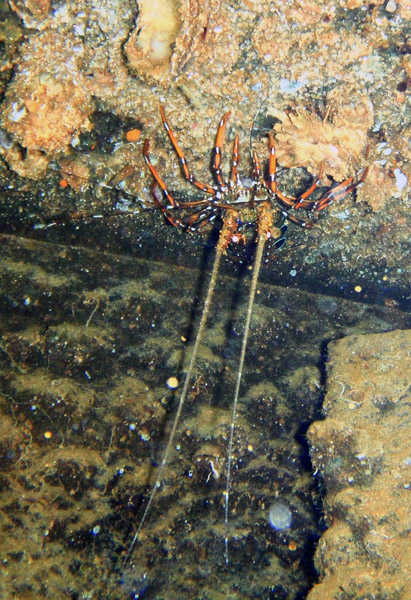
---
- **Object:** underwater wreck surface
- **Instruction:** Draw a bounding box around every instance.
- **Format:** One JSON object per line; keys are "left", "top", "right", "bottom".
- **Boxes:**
{"left": 308, "top": 329, "right": 411, "bottom": 600}
{"left": 0, "top": 234, "right": 410, "bottom": 599}
{"left": 0, "top": 0, "right": 410, "bottom": 598}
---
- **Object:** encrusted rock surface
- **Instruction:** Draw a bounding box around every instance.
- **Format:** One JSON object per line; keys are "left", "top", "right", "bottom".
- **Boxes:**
{"left": 0, "top": 0, "right": 409, "bottom": 206}
{"left": 308, "top": 329, "right": 411, "bottom": 600}
{"left": 0, "top": 0, "right": 409, "bottom": 310}
{"left": 1, "top": 234, "right": 409, "bottom": 599}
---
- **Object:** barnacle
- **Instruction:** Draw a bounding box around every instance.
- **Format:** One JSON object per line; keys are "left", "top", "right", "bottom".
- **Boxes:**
{"left": 124, "top": 0, "right": 182, "bottom": 81}
{"left": 125, "top": 0, "right": 224, "bottom": 82}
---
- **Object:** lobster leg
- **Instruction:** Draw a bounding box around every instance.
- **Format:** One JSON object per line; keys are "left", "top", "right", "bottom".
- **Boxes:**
{"left": 266, "top": 132, "right": 297, "bottom": 207}
{"left": 230, "top": 134, "right": 241, "bottom": 188}
{"left": 143, "top": 139, "right": 179, "bottom": 209}
{"left": 212, "top": 112, "right": 231, "bottom": 192}
{"left": 160, "top": 106, "right": 216, "bottom": 195}
{"left": 314, "top": 167, "right": 368, "bottom": 211}
{"left": 293, "top": 163, "right": 325, "bottom": 209}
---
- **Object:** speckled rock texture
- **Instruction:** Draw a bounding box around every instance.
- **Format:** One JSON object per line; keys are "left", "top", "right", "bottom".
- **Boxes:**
{"left": 0, "top": 0, "right": 409, "bottom": 312}
{"left": 308, "top": 329, "right": 411, "bottom": 600}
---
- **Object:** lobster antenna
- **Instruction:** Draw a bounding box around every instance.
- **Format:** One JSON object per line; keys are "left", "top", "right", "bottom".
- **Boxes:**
{"left": 122, "top": 245, "right": 223, "bottom": 566}
{"left": 224, "top": 228, "right": 267, "bottom": 565}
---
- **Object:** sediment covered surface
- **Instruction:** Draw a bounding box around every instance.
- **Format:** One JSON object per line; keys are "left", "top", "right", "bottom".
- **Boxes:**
{"left": 308, "top": 329, "right": 411, "bottom": 600}
{"left": 1, "top": 234, "right": 409, "bottom": 599}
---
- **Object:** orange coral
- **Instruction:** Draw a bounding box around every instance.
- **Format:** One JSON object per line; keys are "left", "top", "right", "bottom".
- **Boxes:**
{"left": 268, "top": 89, "right": 372, "bottom": 180}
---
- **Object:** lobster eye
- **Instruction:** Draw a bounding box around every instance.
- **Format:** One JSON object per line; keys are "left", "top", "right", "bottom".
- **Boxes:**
{"left": 273, "top": 237, "right": 286, "bottom": 250}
